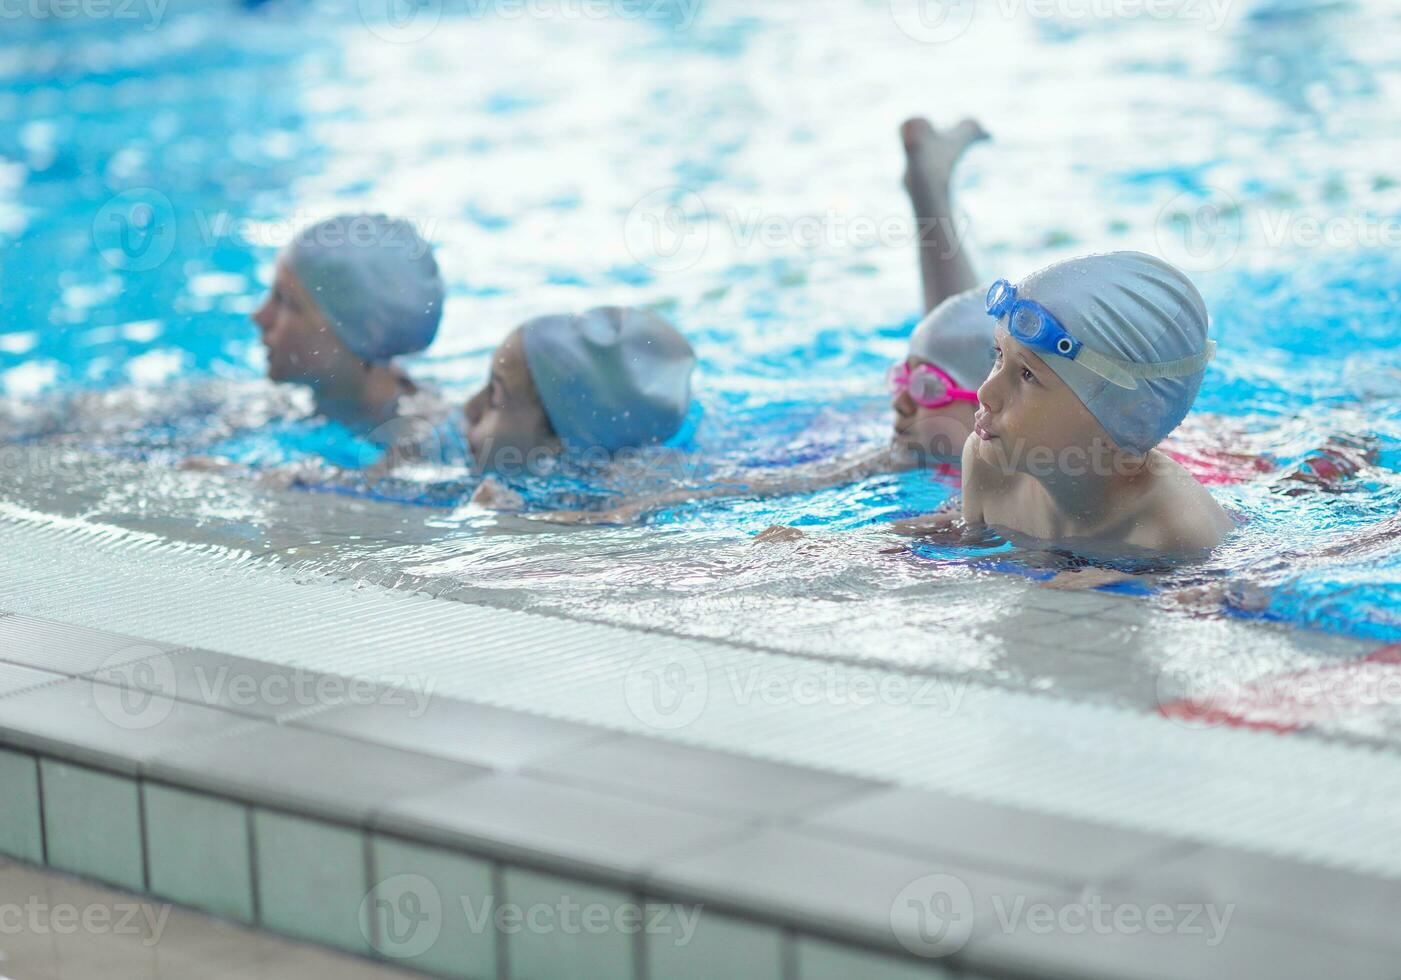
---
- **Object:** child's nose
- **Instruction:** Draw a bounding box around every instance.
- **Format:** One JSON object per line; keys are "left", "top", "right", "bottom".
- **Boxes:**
{"left": 977, "top": 372, "right": 1003, "bottom": 413}
{"left": 892, "top": 388, "right": 916, "bottom": 416}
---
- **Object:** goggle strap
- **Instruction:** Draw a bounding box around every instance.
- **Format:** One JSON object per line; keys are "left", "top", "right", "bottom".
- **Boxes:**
{"left": 1074, "top": 340, "right": 1217, "bottom": 390}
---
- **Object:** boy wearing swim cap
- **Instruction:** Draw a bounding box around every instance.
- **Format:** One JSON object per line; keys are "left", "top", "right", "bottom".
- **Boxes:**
{"left": 962, "top": 251, "right": 1235, "bottom": 554}
{"left": 464, "top": 306, "right": 696, "bottom": 474}
{"left": 254, "top": 213, "right": 444, "bottom": 430}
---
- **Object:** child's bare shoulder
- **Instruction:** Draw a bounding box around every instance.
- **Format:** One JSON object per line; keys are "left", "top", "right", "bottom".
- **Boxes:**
{"left": 1140, "top": 453, "right": 1234, "bottom": 553}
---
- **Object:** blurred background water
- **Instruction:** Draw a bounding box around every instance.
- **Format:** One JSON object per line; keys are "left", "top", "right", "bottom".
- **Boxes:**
{"left": 0, "top": 0, "right": 1399, "bottom": 646}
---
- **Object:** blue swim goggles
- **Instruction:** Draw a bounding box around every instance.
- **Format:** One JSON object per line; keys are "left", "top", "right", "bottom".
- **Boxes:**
{"left": 985, "top": 279, "right": 1215, "bottom": 390}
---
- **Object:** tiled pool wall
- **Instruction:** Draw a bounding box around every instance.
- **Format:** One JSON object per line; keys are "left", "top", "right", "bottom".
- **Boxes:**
{"left": 0, "top": 614, "right": 984, "bottom": 980}
{"left": 6, "top": 607, "right": 1401, "bottom": 980}
{"left": 5, "top": 466, "right": 1401, "bottom": 979}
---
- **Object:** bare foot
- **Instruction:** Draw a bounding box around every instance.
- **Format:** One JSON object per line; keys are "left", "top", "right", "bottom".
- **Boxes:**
{"left": 901, "top": 116, "right": 989, "bottom": 217}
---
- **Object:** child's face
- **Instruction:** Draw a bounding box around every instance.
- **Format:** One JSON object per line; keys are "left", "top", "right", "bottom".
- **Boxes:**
{"left": 464, "top": 327, "right": 559, "bottom": 472}
{"left": 890, "top": 356, "right": 975, "bottom": 460}
{"left": 974, "top": 328, "right": 1112, "bottom": 473}
{"left": 252, "top": 259, "right": 359, "bottom": 385}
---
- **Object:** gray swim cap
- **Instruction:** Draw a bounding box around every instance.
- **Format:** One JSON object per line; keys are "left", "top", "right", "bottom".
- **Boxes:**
{"left": 286, "top": 214, "right": 443, "bottom": 362}
{"left": 521, "top": 306, "right": 696, "bottom": 453}
{"left": 908, "top": 286, "right": 996, "bottom": 390}
{"left": 1003, "top": 251, "right": 1214, "bottom": 455}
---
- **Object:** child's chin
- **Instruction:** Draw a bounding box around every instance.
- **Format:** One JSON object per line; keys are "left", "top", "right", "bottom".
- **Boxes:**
{"left": 974, "top": 436, "right": 1001, "bottom": 464}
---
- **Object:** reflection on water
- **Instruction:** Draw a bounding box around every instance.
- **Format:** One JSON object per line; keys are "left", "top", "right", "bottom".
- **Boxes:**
{"left": 0, "top": 0, "right": 1399, "bottom": 656}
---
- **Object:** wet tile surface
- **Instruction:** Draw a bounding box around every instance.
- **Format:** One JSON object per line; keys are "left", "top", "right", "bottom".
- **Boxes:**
{"left": 968, "top": 899, "right": 1400, "bottom": 980}
{"left": 253, "top": 810, "right": 370, "bottom": 956}
{"left": 526, "top": 735, "right": 882, "bottom": 820}
{"left": 0, "top": 676, "right": 251, "bottom": 775}
{"left": 795, "top": 936, "right": 954, "bottom": 980}
{"left": 0, "top": 659, "right": 64, "bottom": 698}
{"left": 144, "top": 783, "right": 255, "bottom": 924}
{"left": 648, "top": 825, "right": 1068, "bottom": 956}
{"left": 381, "top": 772, "right": 745, "bottom": 883}
{"left": 502, "top": 868, "right": 637, "bottom": 980}
{"left": 40, "top": 759, "right": 144, "bottom": 892}
{"left": 805, "top": 786, "right": 1186, "bottom": 886}
{"left": 643, "top": 905, "right": 785, "bottom": 980}
{"left": 297, "top": 696, "right": 610, "bottom": 771}
{"left": 367, "top": 835, "right": 497, "bottom": 978}
{"left": 151, "top": 723, "right": 488, "bottom": 823}
{"left": 102, "top": 647, "right": 366, "bottom": 722}
{"left": 0, "top": 746, "right": 43, "bottom": 864}
{"left": 1116, "top": 845, "right": 1401, "bottom": 951}
{"left": 0, "top": 615, "right": 183, "bottom": 676}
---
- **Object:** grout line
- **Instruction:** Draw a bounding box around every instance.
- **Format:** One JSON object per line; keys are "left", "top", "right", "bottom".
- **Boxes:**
{"left": 137, "top": 779, "right": 152, "bottom": 893}
{"left": 33, "top": 751, "right": 48, "bottom": 867}
{"left": 631, "top": 888, "right": 648, "bottom": 980}
{"left": 363, "top": 831, "right": 380, "bottom": 961}
{"left": 246, "top": 804, "right": 262, "bottom": 926}
{"left": 781, "top": 927, "right": 798, "bottom": 980}
{"left": 493, "top": 862, "right": 510, "bottom": 980}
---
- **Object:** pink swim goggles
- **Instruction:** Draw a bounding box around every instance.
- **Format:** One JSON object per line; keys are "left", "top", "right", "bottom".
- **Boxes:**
{"left": 887, "top": 361, "right": 979, "bottom": 409}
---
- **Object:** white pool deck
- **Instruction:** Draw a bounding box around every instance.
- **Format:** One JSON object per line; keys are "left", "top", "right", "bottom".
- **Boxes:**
{"left": 1, "top": 448, "right": 1399, "bottom": 979}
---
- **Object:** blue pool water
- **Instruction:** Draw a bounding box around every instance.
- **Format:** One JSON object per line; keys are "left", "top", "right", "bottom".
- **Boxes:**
{"left": 1, "top": 0, "right": 1399, "bottom": 641}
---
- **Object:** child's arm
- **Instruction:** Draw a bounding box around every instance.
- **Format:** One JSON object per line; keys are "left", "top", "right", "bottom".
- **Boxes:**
{"left": 524, "top": 446, "right": 905, "bottom": 525}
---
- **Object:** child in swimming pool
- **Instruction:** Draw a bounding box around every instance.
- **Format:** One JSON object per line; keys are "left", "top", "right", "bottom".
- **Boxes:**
{"left": 181, "top": 213, "right": 452, "bottom": 477}
{"left": 961, "top": 252, "right": 1234, "bottom": 555}
{"left": 527, "top": 117, "right": 1369, "bottom": 532}
{"left": 253, "top": 213, "right": 444, "bottom": 431}
{"left": 464, "top": 305, "right": 697, "bottom": 507}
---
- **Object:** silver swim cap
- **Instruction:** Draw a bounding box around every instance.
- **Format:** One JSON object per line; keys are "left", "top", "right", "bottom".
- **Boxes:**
{"left": 521, "top": 306, "right": 696, "bottom": 453}
{"left": 1002, "top": 251, "right": 1214, "bottom": 455}
{"left": 908, "top": 286, "right": 996, "bottom": 390}
{"left": 286, "top": 214, "right": 443, "bottom": 362}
